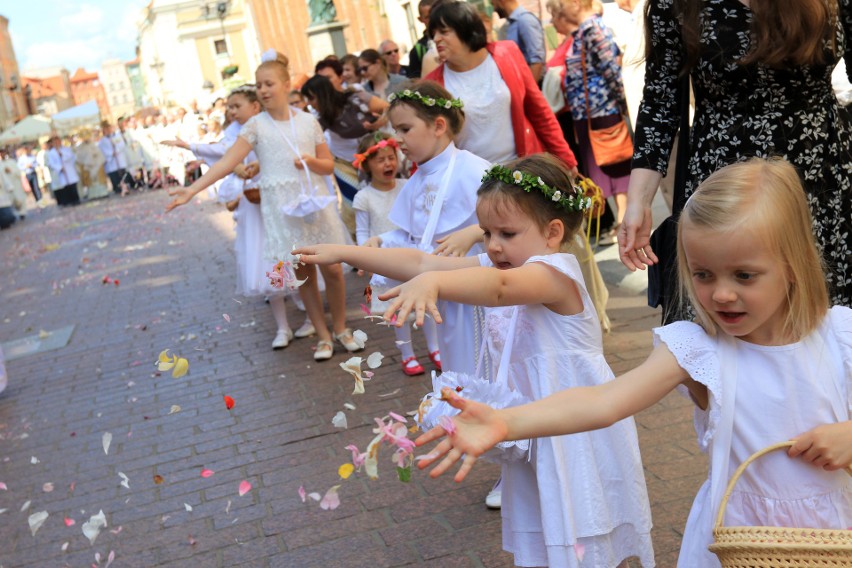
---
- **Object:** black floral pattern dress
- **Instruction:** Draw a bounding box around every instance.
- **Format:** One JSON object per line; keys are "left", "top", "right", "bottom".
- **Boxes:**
{"left": 633, "top": 0, "right": 852, "bottom": 307}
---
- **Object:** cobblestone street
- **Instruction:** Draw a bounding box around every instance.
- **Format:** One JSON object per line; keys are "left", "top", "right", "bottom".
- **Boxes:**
{"left": 0, "top": 191, "right": 705, "bottom": 567}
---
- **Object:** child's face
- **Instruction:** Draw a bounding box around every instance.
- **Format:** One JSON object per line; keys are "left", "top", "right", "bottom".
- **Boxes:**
{"left": 389, "top": 104, "right": 443, "bottom": 164}
{"left": 288, "top": 94, "right": 307, "bottom": 110}
{"left": 366, "top": 146, "right": 398, "bottom": 186}
{"left": 681, "top": 224, "right": 791, "bottom": 345}
{"left": 477, "top": 197, "right": 554, "bottom": 270}
{"left": 228, "top": 94, "right": 260, "bottom": 125}
{"left": 255, "top": 67, "right": 290, "bottom": 111}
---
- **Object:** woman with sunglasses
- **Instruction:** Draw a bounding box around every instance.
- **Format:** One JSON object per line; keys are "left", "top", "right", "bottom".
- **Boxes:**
{"left": 358, "top": 48, "right": 407, "bottom": 101}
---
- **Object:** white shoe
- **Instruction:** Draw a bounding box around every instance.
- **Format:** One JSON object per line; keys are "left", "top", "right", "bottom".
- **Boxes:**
{"left": 313, "top": 339, "right": 334, "bottom": 361}
{"left": 333, "top": 328, "right": 363, "bottom": 352}
{"left": 272, "top": 328, "right": 294, "bottom": 350}
{"left": 485, "top": 489, "right": 501, "bottom": 509}
{"left": 294, "top": 319, "right": 316, "bottom": 338}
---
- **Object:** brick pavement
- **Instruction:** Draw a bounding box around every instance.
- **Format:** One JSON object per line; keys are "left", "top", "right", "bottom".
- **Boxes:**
{"left": 0, "top": 192, "right": 705, "bottom": 568}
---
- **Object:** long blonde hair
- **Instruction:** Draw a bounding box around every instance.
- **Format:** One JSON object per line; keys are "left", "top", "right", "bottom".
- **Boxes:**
{"left": 676, "top": 157, "right": 829, "bottom": 340}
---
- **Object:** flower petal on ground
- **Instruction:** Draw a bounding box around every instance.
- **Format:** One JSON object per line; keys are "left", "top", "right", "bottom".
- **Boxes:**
{"left": 168, "top": 405, "right": 181, "bottom": 414}
{"left": 200, "top": 469, "right": 214, "bottom": 478}
{"left": 388, "top": 412, "right": 407, "bottom": 423}
{"left": 184, "top": 503, "right": 193, "bottom": 512}
{"left": 42, "top": 482, "right": 54, "bottom": 492}
{"left": 338, "top": 463, "right": 354, "bottom": 480}
{"left": 102, "top": 432, "right": 112, "bottom": 455}
{"left": 28, "top": 511, "right": 48, "bottom": 536}
{"left": 366, "top": 352, "right": 384, "bottom": 369}
{"left": 171, "top": 357, "right": 189, "bottom": 378}
{"left": 0, "top": 482, "right": 6, "bottom": 490}
{"left": 320, "top": 485, "right": 341, "bottom": 510}
{"left": 223, "top": 314, "right": 230, "bottom": 323}
{"left": 238, "top": 480, "right": 251, "bottom": 496}
{"left": 224, "top": 395, "right": 235, "bottom": 410}
{"left": 343, "top": 402, "right": 356, "bottom": 410}
{"left": 352, "top": 330, "right": 368, "bottom": 348}
{"left": 118, "top": 472, "right": 130, "bottom": 489}
{"left": 82, "top": 510, "right": 107, "bottom": 545}
{"left": 64, "top": 517, "right": 75, "bottom": 527}
{"left": 331, "top": 411, "right": 348, "bottom": 429}
{"left": 298, "top": 485, "right": 306, "bottom": 502}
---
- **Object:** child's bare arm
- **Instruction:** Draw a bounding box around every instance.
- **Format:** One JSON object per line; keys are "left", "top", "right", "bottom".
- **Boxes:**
{"left": 295, "top": 143, "right": 334, "bottom": 176}
{"left": 416, "top": 343, "right": 690, "bottom": 481}
{"left": 789, "top": 421, "right": 852, "bottom": 471}
{"left": 166, "top": 138, "right": 251, "bottom": 211}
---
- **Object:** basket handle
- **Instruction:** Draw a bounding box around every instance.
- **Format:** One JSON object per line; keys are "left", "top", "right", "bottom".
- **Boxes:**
{"left": 714, "top": 441, "right": 852, "bottom": 530}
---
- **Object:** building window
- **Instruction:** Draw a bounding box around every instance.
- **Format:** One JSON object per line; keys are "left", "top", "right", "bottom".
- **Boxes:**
{"left": 214, "top": 39, "right": 228, "bottom": 55}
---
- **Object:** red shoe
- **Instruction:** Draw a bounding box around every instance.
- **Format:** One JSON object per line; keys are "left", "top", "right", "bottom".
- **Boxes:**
{"left": 428, "top": 350, "right": 442, "bottom": 371}
{"left": 402, "top": 356, "right": 425, "bottom": 376}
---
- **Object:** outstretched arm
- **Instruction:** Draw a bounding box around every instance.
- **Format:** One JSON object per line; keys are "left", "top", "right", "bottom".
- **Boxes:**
{"left": 416, "top": 343, "right": 693, "bottom": 481}
{"left": 165, "top": 138, "right": 252, "bottom": 211}
{"left": 292, "top": 243, "right": 478, "bottom": 282}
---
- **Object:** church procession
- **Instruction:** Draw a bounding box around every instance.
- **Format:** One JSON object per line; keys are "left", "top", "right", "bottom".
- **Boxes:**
{"left": 1, "top": 1, "right": 851, "bottom": 567}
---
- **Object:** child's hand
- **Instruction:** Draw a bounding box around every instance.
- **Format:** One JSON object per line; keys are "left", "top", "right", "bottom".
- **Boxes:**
{"left": 165, "top": 186, "right": 196, "bottom": 212}
{"left": 233, "top": 163, "right": 249, "bottom": 179}
{"left": 244, "top": 161, "right": 260, "bottom": 178}
{"left": 363, "top": 236, "right": 382, "bottom": 248}
{"left": 381, "top": 272, "right": 442, "bottom": 327}
{"left": 291, "top": 244, "right": 342, "bottom": 266}
{"left": 789, "top": 421, "right": 852, "bottom": 471}
{"left": 415, "top": 388, "right": 509, "bottom": 482}
{"left": 433, "top": 226, "right": 484, "bottom": 257}
{"left": 160, "top": 138, "right": 189, "bottom": 149}
{"left": 294, "top": 155, "right": 311, "bottom": 170}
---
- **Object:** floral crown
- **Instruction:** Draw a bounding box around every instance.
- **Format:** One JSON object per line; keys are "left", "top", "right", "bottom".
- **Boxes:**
{"left": 481, "top": 164, "right": 591, "bottom": 212}
{"left": 352, "top": 136, "right": 400, "bottom": 170}
{"left": 387, "top": 89, "right": 463, "bottom": 110}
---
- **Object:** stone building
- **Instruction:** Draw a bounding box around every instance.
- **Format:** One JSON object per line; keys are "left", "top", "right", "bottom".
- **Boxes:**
{"left": 0, "top": 15, "right": 29, "bottom": 129}
{"left": 70, "top": 68, "right": 111, "bottom": 119}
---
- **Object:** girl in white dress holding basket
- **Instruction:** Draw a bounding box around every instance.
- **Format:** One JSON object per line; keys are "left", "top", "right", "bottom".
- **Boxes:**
{"left": 166, "top": 51, "right": 359, "bottom": 362}
{"left": 416, "top": 158, "right": 852, "bottom": 568}
{"left": 293, "top": 153, "right": 655, "bottom": 568}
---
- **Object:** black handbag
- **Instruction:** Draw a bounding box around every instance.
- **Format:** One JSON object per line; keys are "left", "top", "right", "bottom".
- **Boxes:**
{"left": 647, "top": 76, "right": 690, "bottom": 324}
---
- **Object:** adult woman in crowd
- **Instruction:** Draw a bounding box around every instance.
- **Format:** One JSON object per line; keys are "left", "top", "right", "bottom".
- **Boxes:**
{"left": 621, "top": 0, "right": 852, "bottom": 310}
{"left": 561, "top": 0, "right": 631, "bottom": 235}
{"left": 358, "top": 49, "right": 407, "bottom": 100}
{"left": 300, "top": 75, "right": 389, "bottom": 231}
{"left": 424, "top": 0, "right": 577, "bottom": 167}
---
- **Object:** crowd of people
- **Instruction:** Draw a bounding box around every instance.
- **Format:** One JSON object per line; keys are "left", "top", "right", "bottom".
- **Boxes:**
{"left": 5, "top": 0, "right": 852, "bottom": 566}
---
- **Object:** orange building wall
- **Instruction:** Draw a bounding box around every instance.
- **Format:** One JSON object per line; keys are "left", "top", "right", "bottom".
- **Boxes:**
{"left": 70, "top": 73, "right": 110, "bottom": 119}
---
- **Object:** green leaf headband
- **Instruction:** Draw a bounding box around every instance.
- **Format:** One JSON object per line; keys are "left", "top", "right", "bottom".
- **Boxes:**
{"left": 387, "top": 89, "right": 464, "bottom": 110}
{"left": 481, "top": 164, "right": 591, "bottom": 212}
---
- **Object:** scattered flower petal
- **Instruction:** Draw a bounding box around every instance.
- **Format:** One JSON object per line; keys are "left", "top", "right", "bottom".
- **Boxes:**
{"left": 118, "top": 472, "right": 130, "bottom": 489}
{"left": 238, "top": 480, "right": 251, "bottom": 496}
{"left": 345, "top": 444, "right": 367, "bottom": 469}
{"left": 388, "top": 412, "right": 408, "bottom": 423}
{"left": 298, "top": 485, "right": 306, "bottom": 502}
{"left": 82, "top": 510, "right": 107, "bottom": 545}
{"left": 0, "top": 482, "right": 5, "bottom": 490}
{"left": 168, "top": 405, "right": 181, "bottom": 414}
{"left": 378, "top": 389, "right": 401, "bottom": 398}
{"left": 331, "top": 411, "right": 348, "bottom": 429}
{"left": 574, "top": 543, "right": 586, "bottom": 561}
{"left": 102, "top": 432, "right": 112, "bottom": 455}
{"left": 320, "top": 485, "right": 341, "bottom": 510}
{"left": 339, "top": 357, "right": 365, "bottom": 395}
{"left": 223, "top": 314, "right": 231, "bottom": 323}
{"left": 42, "top": 482, "right": 54, "bottom": 493}
{"left": 352, "top": 329, "right": 368, "bottom": 348}
{"left": 343, "top": 403, "right": 356, "bottom": 410}
{"left": 105, "top": 550, "right": 116, "bottom": 568}
{"left": 172, "top": 357, "right": 189, "bottom": 378}
{"left": 184, "top": 503, "right": 193, "bottom": 512}
{"left": 200, "top": 469, "right": 215, "bottom": 478}
{"left": 307, "top": 492, "right": 321, "bottom": 501}
{"left": 153, "top": 474, "right": 164, "bottom": 485}
{"left": 28, "top": 511, "right": 48, "bottom": 536}
{"left": 20, "top": 500, "right": 31, "bottom": 512}
{"left": 61, "top": 541, "right": 69, "bottom": 551}
{"left": 30, "top": 456, "right": 39, "bottom": 464}
{"left": 366, "top": 352, "right": 384, "bottom": 369}
{"left": 438, "top": 415, "right": 456, "bottom": 435}
{"left": 157, "top": 350, "right": 176, "bottom": 371}
{"left": 224, "top": 395, "right": 235, "bottom": 410}
{"left": 64, "top": 517, "right": 76, "bottom": 527}
{"left": 338, "top": 464, "right": 354, "bottom": 479}
{"left": 395, "top": 340, "right": 411, "bottom": 346}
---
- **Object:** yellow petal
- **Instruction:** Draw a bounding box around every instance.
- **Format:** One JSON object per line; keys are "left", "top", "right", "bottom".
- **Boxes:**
{"left": 338, "top": 463, "right": 354, "bottom": 479}
{"left": 172, "top": 357, "right": 189, "bottom": 378}
{"left": 158, "top": 350, "right": 172, "bottom": 363}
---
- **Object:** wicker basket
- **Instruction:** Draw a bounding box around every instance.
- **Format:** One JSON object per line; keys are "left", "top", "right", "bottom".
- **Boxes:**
{"left": 709, "top": 441, "right": 852, "bottom": 567}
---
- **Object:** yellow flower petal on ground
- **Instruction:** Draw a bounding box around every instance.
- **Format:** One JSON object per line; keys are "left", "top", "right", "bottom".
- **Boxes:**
{"left": 157, "top": 350, "right": 176, "bottom": 371}
{"left": 338, "top": 463, "right": 354, "bottom": 479}
{"left": 171, "top": 357, "right": 189, "bottom": 378}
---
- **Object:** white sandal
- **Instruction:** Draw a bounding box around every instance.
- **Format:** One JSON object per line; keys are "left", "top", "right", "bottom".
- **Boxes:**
{"left": 313, "top": 340, "right": 333, "bottom": 361}
{"left": 294, "top": 319, "right": 316, "bottom": 338}
{"left": 333, "top": 328, "right": 363, "bottom": 352}
{"left": 272, "top": 328, "right": 294, "bottom": 350}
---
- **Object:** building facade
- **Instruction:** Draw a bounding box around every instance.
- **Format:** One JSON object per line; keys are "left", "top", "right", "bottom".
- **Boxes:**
{"left": 125, "top": 58, "right": 148, "bottom": 109}
{"left": 0, "top": 15, "right": 29, "bottom": 129}
{"left": 101, "top": 59, "right": 137, "bottom": 121}
{"left": 21, "top": 68, "right": 74, "bottom": 117}
{"left": 70, "top": 68, "right": 110, "bottom": 119}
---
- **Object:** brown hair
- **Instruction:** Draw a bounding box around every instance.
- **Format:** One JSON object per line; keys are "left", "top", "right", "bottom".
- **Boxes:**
{"left": 676, "top": 157, "right": 829, "bottom": 340}
{"left": 650, "top": 0, "right": 838, "bottom": 74}
{"left": 355, "top": 132, "right": 397, "bottom": 181}
{"left": 358, "top": 49, "right": 388, "bottom": 73}
{"left": 388, "top": 80, "right": 465, "bottom": 135}
{"left": 256, "top": 51, "right": 290, "bottom": 82}
{"left": 476, "top": 154, "right": 584, "bottom": 245}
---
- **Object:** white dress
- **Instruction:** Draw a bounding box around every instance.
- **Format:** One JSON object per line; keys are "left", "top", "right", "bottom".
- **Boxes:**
{"left": 353, "top": 180, "right": 406, "bottom": 313}
{"left": 385, "top": 142, "right": 489, "bottom": 375}
{"left": 655, "top": 307, "right": 852, "bottom": 568}
{"left": 239, "top": 111, "right": 350, "bottom": 261}
{"left": 482, "top": 253, "right": 655, "bottom": 568}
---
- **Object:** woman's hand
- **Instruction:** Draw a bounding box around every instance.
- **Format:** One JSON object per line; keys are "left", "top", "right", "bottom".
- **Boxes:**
{"left": 789, "top": 421, "right": 852, "bottom": 471}
{"left": 160, "top": 138, "right": 189, "bottom": 150}
{"left": 415, "top": 388, "right": 510, "bottom": 482}
{"left": 291, "top": 244, "right": 344, "bottom": 266}
{"left": 618, "top": 204, "right": 657, "bottom": 271}
{"left": 165, "top": 185, "right": 197, "bottom": 212}
{"left": 433, "top": 226, "right": 484, "bottom": 257}
{"left": 380, "top": 272, "right": 443, "bottom": 327}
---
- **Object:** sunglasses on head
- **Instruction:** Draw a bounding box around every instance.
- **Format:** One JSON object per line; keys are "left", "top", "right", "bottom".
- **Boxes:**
{"left": 383, "top": 48, "right": 399, "bottom": 55}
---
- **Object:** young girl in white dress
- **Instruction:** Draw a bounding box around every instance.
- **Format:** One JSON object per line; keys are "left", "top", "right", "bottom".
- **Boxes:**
{"left": 417, "top": 157, "right": 852, "bottom": 568}
{"left": 166, "top": 51, "right": 359, "bottom": 362}
{"left": 352, "top": 131, "right": 441, "bottom": 376}
{"left": 294, "top": 153, "right": 655, "bottom": 568}
{"left": 367, "top": 81, "right": 490, "bottom": 375}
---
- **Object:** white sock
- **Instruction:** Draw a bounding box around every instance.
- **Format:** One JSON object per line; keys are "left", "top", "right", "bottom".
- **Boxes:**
{"left": 394, "top": 324, "right": 415, "bottom": 359}
{"left": 269, "top": 295, "right": 290, "bottom": 332}
{"left": 422, "top": 317, "right": 440, "bottom": 354}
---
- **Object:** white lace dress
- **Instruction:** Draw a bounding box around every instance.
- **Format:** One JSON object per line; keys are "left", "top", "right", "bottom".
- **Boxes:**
{"left": 239, "top": 111, "right": 349, "bottom": 261}
{"left": 655, "top": 306, "right": 852, "bottom": 568}
{"left": 481, "top": 253, "right": 655, "bottom": 568}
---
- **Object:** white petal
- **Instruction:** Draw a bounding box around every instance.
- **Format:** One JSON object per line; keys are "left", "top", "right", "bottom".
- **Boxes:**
{"left": 352, "top": 329, "right": 368, "bottom": 348}
{"left": 343, "top": 403, "right": 356, "bottom": 410}
{"left": 366, "top": 352, "right": 384, "bottom": 369}
{"left": 28, "top": 511, "right": 48, "bottom": 536}
{"left": 118, "top": 472, "right": 130, "bottom": 489}
{"left": 82, "top": 510, "right": 107, "bottom": 545}
{"left": 331, "top": 411, "right": 348, "bottom": 429}
{"left": 184, "top": 503, "right": 193, "bottom": 512}
{"left": 102, "top": 432, "right": 112, "bottom": 455}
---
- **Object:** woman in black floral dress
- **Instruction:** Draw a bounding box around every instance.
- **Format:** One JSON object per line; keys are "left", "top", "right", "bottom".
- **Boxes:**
{"left": 620, "top": 0, "right": 852, "bottom": 309}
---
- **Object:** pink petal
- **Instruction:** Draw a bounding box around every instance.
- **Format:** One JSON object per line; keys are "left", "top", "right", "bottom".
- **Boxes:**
{"left": 319, "top": 485, "right": 341, "bottom": 510}
{"left": 238, "top": 480, "right": 251, "bottom": 496}
{"left": 438, "top": 415, "right": 456, "bottom": 435}
{"left": 298, "top": 485, "right": 306, "bottom": 503}
{"left": 388, "top": 412, "right": 407, "bottom": 423}
{"left": 360, "top": 303, "right": 370, "bottom": 315}
{"left": 0, "top": 482, "right": 6, "bottom": 490}
{"left": 574, "top": 543, "right": 585, "bottom": 561}
{"left": 200, "top": 469, "right": 214, "bottom": 478}
{"left": 223, "top": 314, "right": 230, "bottom": 323}
{"left": 64, "top": 517, "right": 76, "bottom": 527}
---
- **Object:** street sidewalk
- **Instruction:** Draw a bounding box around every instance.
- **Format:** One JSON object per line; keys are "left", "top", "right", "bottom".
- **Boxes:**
{"left": 0, "top": 192, "right": 704, "bottom": 567}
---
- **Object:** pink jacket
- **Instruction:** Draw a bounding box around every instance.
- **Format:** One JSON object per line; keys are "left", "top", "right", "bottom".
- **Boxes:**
{"left": 426, "top": 41, "right": 577, "bottom": 168}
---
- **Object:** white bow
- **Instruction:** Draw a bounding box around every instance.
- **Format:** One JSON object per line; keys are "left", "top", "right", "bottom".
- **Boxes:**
{"left": 261, "top": 49, "right": 277, "bottom": 63}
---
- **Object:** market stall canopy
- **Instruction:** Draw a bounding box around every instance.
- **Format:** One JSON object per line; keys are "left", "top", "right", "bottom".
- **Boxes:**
{"left": 0, "top": 115, "right": 53, "bottom": 145}
{"left": 52, "top": 100, "right": 101, "bottom": 134}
